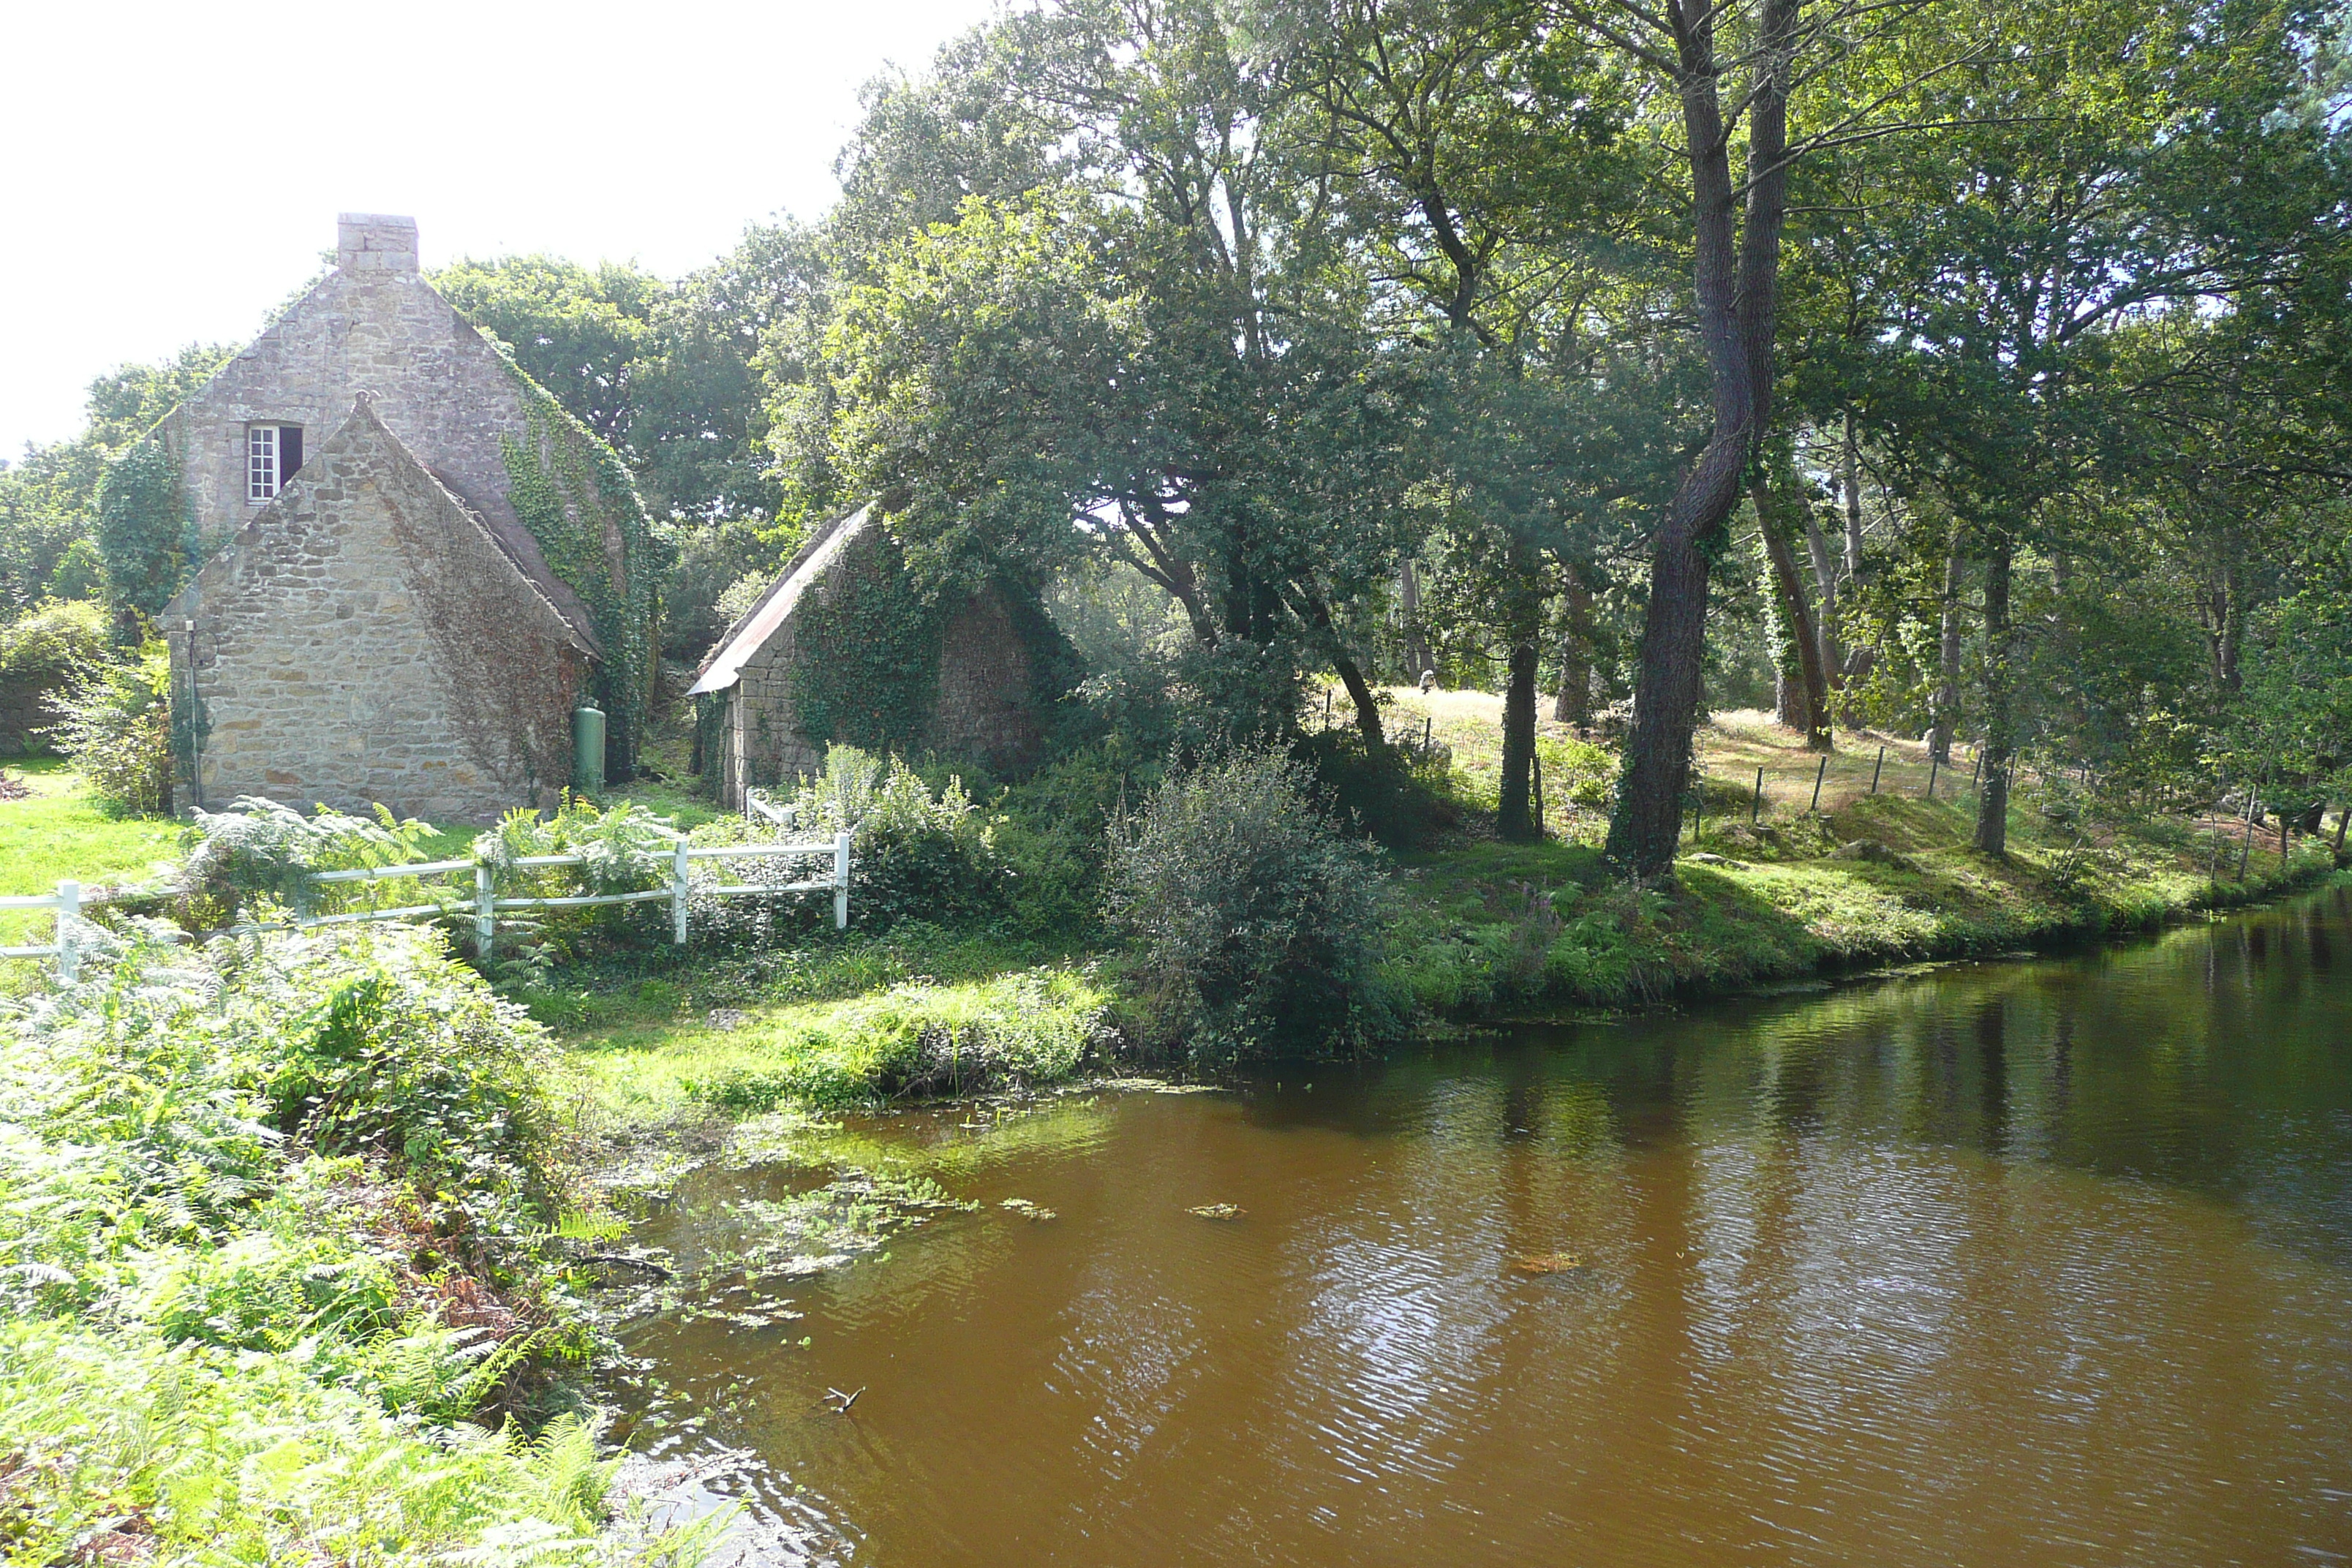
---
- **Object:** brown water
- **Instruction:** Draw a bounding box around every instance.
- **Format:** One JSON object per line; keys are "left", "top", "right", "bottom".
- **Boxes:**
{"left": 614, "top": 886, "right": 2352, "bottom": 1567}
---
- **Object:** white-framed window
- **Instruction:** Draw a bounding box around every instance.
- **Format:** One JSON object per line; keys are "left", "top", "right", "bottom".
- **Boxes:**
{"left": 246, "top": 424, "right": 303, "bottom": 500}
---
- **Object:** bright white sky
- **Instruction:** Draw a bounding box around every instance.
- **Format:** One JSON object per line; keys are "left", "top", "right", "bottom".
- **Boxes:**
{"left": 0, "top": 0, "right": 1001, "bottom": 460}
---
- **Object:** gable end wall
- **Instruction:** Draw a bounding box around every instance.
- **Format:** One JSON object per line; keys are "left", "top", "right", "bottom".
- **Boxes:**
{"left": 176, "top": 420, "right": 587, "bottom": 823}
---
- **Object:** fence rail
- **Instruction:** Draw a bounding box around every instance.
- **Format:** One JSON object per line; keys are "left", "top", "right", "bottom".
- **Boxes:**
{"left": 0, "top": 829, "right": 853, "bottom": 981}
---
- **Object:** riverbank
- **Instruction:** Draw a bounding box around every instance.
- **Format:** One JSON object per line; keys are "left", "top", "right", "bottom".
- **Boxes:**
{"left": 555, "top": 704, "right": 2343, "bottom": 1126}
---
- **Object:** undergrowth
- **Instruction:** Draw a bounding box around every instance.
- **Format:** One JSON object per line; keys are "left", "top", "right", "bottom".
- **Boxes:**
{"left": 0, "top": 924, "right": 709, "bottom": 1564}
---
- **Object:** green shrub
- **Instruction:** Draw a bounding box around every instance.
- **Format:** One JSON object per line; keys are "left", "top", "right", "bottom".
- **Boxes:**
{"left": 49, "top": 638, "right": 171, "bottom": 814}
{"left": 788, "top": 745, "right": 1012, "bottom": 931}
{"left": 0, "top": 598, "right": 108, "bottom": 677}
{"left": 180, "top": 796, "right": 447, "bottom": 927}
{"left": 0, "top": 928, "right": 688, "bottom": 1561}
{"left": 1107, "top": 747, "right": 1397, "bottom": 1058}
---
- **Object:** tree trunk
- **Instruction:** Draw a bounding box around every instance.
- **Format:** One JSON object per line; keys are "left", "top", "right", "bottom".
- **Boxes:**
{"left": 1553, "top": 576, "right": 1592, "bottom": 724}
{"left": 1757, "top": 473, "right": 1831, "bottom": 751}
{"left": 1931, "top": 538, "right": 1965, "bottom": 764}
{"left": 1803, "top": 506, "right": 1843, "bottom": 694}
{"left": 1498, "top": 641, "right": 1541, "bottom": 843}
{"left": 1399, "top": 559, "right": 1432, "bottom": 685}
{"left": 1605, "top": 0, "right": 1799, "bottom": 877}
{"left": 1973, "top": 530, "right": 2015, "bottom": 856}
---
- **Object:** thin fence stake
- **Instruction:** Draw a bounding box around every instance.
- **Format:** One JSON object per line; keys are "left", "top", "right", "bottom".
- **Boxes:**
{"left": 671, "top": 837, "right": 691, "bottom": 946}
{"left": 1869, "top": 746, "right": 1885, "bottom": 795}
{"left": 1926, "top": 754, "right": 1939, "bottom": 800}
{"left": 475, "top": 862, "right": 495, "bottom": 964}
{"left": 1752, "top": 766, "right": 1764, "bottom": 824}
{"left": 1423, "top": 715, "right": 1432, "bottom": 753}
{"left": 1809, "top": 755, "right": 1828, "bottom": 814}
{"left": 834, "top": 832, "right": 852, "bottom": 930}
{"left": 1969, "top": 749, "right": 1982, "bottom": 791}
{"left": 54, "top": 881, "right": 77, "bottom": 985}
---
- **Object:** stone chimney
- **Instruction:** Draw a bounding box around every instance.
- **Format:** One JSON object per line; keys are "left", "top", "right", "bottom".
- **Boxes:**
{"left": 336, "top": 214, "right": 418, "bottom": 273}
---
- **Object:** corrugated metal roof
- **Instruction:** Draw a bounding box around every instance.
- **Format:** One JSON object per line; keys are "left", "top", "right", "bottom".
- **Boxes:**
{"left": 686, "top": 505, "right": 874, "bottom": 696}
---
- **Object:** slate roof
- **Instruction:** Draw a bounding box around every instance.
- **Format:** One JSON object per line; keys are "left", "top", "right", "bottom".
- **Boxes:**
{"left": 687, "top": 505, "right": 874, "bottom": 696}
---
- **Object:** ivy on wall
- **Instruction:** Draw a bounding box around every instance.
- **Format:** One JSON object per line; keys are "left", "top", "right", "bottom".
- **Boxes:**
{"left": 785, "top": 527, "right": 947, "bottom": 754}
{"left": 494, "top": 354, "right": 662, "bottom": 780}
{"left": 95, "top": 437, "right": 197, "bottom": 632}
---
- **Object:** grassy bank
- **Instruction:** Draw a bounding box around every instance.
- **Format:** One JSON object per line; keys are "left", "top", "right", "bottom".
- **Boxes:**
{"left": 1382, "top": 695, "right": 2339, "bottom": 1016}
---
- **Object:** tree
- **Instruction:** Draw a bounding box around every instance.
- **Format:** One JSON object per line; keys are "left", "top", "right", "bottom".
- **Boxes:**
{"left": 1571, "top": 0, "right": 1809, "bottom": 875}
{"left": 431, "top": 257, "right": 663, "bottom": 449}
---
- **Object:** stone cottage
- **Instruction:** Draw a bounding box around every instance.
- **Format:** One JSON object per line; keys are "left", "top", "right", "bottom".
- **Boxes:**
{"left": 689, "top": 505, "right": 1066, "bottom": 807}
{"left": 150, "top": 215, "right": 657, "bottom": 822}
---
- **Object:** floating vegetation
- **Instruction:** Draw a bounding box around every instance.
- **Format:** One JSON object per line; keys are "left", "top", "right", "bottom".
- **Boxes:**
{"left": 1095, "top": 1077, "right": 1221, "bottom": 1095}
{"left": 725, "top": 1173, "right": 976, "bottom": 1283}
{"left": 1188, "top": 1203, "right": 1245, "bottom": 1220}
{"left": 1000, "top": 1197, "right": 1058, "bottom": 1221}
{"left": 1507, "top": 1252, "right": 1588, "bottom": 1275}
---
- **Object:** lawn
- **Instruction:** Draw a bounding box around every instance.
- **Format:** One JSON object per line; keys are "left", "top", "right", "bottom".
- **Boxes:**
{"left": 0, "top": 759, "right": 183, "bottom": 944}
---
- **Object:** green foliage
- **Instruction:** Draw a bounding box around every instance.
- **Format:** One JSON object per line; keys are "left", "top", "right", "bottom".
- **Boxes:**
{"left": 791, "top": 746, "right": 1013, "bottom": 930}
{"left": 681, "top": 967, "right": 1108, "bottom": 1109}
{"left": 239, "top": 938, "right": 563, "bottom": 1208}
{"left": 0, "top": 598, "right": 109, "bottom": 677}
{"left": 50, "top": 639, "right": 171, "bottom": 815}
{"left": 784, "top": 525, "right": 946, "bottom": 755}
{"left": 180, "top": 796, "right": 447, "bottom": 926}
{"left": 93, "top": 435, "right": 193, "bottom": 624}
{"left": 1107, "top": 747, "right": 1395, "bottom": 1058}
{"left": 493, "top": 355, "right": 661, "bottom": 778}
{"left": 434, "top": 255, "right": 663, "bottom": 448}
{"left": 477, "top": 794, "right": 676, "bottom": 896}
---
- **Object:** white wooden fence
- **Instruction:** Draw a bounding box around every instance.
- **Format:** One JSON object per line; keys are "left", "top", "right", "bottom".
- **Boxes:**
{"left": 0, "top": 830, "right": 852, "bottom": 981}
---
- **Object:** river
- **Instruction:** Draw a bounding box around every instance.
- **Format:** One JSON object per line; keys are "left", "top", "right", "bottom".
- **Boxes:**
{"left": 611, "top": 883, "right": 2352, "bottom": 1566}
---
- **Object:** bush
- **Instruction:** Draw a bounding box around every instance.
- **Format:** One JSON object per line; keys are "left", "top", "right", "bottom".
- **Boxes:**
{"left": 180, "top": 796, "right": 445, "bottom": 927}
{"left": 791, "top": 746, "right": 1012, "bottom": 931}
{"left": 0, "top": 598, "right": 109, "bottom": 677}
{"left": 1107, "top": 747, "right": 1396, "bottom": 1058}
{"left": 0, "top": 927, "right": 698, "bottom": 1562}
{"left": 49, "top": 638, "right": 172, "bottom": 814}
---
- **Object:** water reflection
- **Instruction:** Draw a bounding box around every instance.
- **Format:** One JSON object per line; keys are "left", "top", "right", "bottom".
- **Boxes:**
{"left": 617, "top": 886, "right": 2352, "bottom": 1567}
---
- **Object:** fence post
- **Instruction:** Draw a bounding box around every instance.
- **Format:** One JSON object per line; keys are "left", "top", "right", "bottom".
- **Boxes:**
{"left": 1809, "top": 754, "right": 1828, "bottom": 813}
{"left": 1751, "top": 766, "right": 1764, "bottom": 824}
{"left": 1926, "top": 754, "right": 1939, "bottom": 799}
{"left": 834, "top": 831, "right": 851, "bottom": 930}
{"left": 54, "top": 880, "right": 78, "bottom": 985}
{"left": 1969, "top": 749, "right": 1983, "bottom": 791}
{"left": 475, "top": 862, "right": 495, "bottom": 963}
{"left": 671, "top": 837, "right": 690, "bottom": 946}
{"left": 1870, "top": 746, "right": 1885, "bottom": 796}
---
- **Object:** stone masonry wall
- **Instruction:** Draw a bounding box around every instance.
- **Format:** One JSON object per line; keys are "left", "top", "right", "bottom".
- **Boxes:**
{"left": 176, "top": 403, "right": 588, "bottom": 823}
{"left": 931, "top": 587, "right": 1041, "bottom": 770}
{"left": 157, "top": 216, "right": 598, "bottom": 638}
{"left": 715, "top": 583, "right": 1039, "bottom": 810}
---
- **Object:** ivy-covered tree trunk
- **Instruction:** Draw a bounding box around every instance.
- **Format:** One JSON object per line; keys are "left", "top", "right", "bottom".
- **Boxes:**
{"left": 1553, "top": 576, "right": 1593, "bottom": 725}
{"left": 1497, "top": 641, "right": 1541, "bottom": 842}
{"left": 1756, "top": 472, "right": 1831, "bottom": 752}
{"left": 1974, "top": 529, "right": 2016, "bottom": 856}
